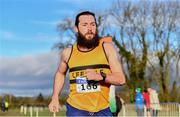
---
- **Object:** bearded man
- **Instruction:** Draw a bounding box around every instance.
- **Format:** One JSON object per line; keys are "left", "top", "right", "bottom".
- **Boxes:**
{"left": 48, "top": 11, "right": 125, "bottom": 116}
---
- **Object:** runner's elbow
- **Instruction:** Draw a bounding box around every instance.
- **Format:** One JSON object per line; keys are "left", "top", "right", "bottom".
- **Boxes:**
{"left": 117, "top": 76, "right": 126, "bottom": 85}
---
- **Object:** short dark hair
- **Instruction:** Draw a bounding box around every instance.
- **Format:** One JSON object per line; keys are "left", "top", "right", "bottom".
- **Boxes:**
{"left": 75, "top": 11, "right": 97, "bottom": 27}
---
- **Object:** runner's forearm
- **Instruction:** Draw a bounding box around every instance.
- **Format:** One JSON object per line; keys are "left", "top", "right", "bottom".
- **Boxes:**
{"left": 52, "top": 72, "right": 65, "bottom": 99}
{"left": 105, "top": 72, "right": 125, "bottom": 85}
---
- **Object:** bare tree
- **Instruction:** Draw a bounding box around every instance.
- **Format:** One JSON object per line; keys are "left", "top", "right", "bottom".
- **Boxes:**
{"left": 150, "top": 1, "right": 180, "bottom": 101}
{"left": 108, "top": 0, "right": 180, "bottom": 102}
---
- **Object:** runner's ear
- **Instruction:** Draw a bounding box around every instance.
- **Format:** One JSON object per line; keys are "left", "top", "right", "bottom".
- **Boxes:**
{"left": 74, "top": 26, "right": 78, "bottom": 33}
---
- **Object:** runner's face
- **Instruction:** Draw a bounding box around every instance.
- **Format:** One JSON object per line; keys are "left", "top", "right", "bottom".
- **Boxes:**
{"left": 77, "top": 15, "right": 97, "bottom": 40}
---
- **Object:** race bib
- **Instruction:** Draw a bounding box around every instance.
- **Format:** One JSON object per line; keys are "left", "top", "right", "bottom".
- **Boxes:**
{"left": 76, "top": 77, "right": 101, "bottom": 93}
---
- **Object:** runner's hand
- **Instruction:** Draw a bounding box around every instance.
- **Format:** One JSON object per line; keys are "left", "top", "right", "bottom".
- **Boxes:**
{"left": 48, "top": 98, "right": 61, "bottom": 113}
{"left": 86, "top": 69, "right": 103, "bottom": 81}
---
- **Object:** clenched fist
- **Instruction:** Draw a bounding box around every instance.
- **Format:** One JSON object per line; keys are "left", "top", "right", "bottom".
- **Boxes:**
{"left": 86, "top": 69, "right": 103, "bottom": 81}
{"left": 48, "top": 98, "right": 61, "bottom": 113}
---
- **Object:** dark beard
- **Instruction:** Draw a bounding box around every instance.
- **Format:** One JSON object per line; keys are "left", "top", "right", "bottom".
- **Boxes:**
{"left": 76, "top": 32, "right": 99, "bottom": 49}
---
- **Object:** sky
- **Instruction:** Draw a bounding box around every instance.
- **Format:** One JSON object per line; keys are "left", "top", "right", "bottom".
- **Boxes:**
{"left": 0, "top": 0, "right": 118, "bottom": 96}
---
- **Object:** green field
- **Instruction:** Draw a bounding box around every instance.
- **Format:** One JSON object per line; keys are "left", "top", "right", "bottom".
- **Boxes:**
{"left": 0, "top": 108, "right": 66, "bottom": 116}
{"left": 1, "top": 104, "right": 179, "bottom": 117}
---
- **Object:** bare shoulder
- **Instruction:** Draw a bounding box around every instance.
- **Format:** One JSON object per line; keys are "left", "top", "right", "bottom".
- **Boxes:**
{"left": 103, "top": 42, "right": 114, "bottom": 48}
{"left": 61, "top": 47, "right": 72, "bottom": 63}
{"left": 103, "top": 42, "right": 116, "bottom": 54}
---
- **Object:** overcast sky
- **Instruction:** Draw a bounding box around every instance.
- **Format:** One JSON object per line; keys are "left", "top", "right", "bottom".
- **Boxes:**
{"left": 0, "top": 0, "right": 120, "bottom": 96}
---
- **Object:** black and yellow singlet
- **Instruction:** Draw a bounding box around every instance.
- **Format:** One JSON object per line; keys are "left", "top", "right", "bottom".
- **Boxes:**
{"left": 67, "top": 40, "right": 111, "bottom": 112}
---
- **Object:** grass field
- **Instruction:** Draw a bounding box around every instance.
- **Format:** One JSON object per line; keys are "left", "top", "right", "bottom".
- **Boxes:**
{"left": 0, "top": 108, "right": 66, "bottom": 116}
{"left": 0, "top": 103, "right": 179, "bottom": 116}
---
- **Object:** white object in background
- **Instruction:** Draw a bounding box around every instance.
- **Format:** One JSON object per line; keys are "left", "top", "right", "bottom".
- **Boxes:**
{"left": 122, "top": 104, "right": 125, "bottom": 117}
{"left": 36, "top": 107, "right": 39, "bottom": 117}
{"left": 30, "top": 106, "right": 33, "bottom": 117}
{"left": 53, "top": 112, "right": 56, "bottom": 117}
{"left": 179, "top": 104, "right": 180, "bottom": 117}
{"left": 20, "top": 105, "right": 23, "bottom": 113}
{"left": 24, "top": 106, "right": 27, "bottom": 115}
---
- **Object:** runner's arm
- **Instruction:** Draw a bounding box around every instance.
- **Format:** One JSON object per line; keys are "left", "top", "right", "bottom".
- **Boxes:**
{"left": 86, "top": 43, "right": 125, "bottom": 85}
{"left": 51, "top": 48, "right": 70, "bottom": 100}
{"left": 103, "top": 43, "right": 126, "bottom": 85}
